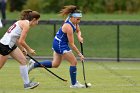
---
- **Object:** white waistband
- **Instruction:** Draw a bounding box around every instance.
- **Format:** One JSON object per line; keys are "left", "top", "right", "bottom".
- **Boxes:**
{"left": 55, "top": 36, "right": 61, "bottom": 41}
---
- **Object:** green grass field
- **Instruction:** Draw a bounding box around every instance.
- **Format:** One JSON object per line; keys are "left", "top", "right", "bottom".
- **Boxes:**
{"left": 0, "top": 60, "right": 139, "bottom": 93}
{"left": 5, "top": 11, "right": 140, "bottom": 21}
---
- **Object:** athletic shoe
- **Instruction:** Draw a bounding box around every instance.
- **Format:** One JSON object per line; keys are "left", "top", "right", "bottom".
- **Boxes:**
{"left": 24, "top": 81, "right": 39, "bottom": 89}
{"left": 70, "top": 81, "right": 85, "bottom": 88}
{"left": 28, "top": 59, "right": 35, "bottom": 73}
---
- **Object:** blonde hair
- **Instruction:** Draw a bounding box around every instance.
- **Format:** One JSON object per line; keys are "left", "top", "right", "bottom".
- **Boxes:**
{"left": 20, "top": 9, "right": 40, "bottom": 21}
{"left": 59, "top": 5, "right": 81, "bottom": 17}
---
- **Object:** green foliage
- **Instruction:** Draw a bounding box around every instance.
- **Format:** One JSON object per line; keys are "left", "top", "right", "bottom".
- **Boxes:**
{"left": 23, "top": 0, "right": 48, "bottom": 13}
{"left": 23, "top": 0, "right": 76, "bottom": 13}
{"left": 7, "top": 0, "right": 140, "bottom": 13}
{"left": 92, "top": 0, "right": 105, "bottom": 13}
{"left": 8, "top": 0, "right": 27, "bottom": 12}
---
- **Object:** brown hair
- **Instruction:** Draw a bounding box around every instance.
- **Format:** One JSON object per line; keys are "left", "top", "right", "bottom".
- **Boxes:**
{"left": 59, "top": 5, "right": 81, "bottom": 17}
{"left": 20, "top": 9, "right": 40, "bottom": 21}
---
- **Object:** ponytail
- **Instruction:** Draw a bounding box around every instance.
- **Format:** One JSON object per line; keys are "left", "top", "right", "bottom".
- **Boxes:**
{"left": 59, "top": 5, "right": 78, "bottom": 16}
{"left": 60, "top": 5, "right": 82, "bottom": 22}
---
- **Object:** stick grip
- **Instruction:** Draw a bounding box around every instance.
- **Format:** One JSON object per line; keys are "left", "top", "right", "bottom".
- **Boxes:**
{"left": 80, "top": 42, "right": 84, "bottom": 55}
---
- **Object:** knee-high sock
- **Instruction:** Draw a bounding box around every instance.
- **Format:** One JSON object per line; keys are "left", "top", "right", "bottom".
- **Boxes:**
{"left": 34, "top": 60, "right": 52, "bottom": 68}
{"left": 70, "top": 66, "right": 77, "bottom": 85}
{"left": 20, "top": 65, "right": 30, "bottom": 84}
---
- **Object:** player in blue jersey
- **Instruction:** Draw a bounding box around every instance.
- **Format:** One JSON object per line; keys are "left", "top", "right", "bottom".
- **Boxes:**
{"left": 28, "top": 5, "right": 85, "bottom": 88}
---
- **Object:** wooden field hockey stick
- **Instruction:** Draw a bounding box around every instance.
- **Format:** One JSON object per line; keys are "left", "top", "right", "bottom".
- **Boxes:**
{"left": 27, "top": 54, "right": 67, "bottom": 82}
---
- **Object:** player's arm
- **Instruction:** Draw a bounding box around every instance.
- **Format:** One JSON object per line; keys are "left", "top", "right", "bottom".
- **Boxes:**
{"left": 16, "top": 40, "right": 27, "bottom": 55}
{"left": 76, "top": 24, "right": 83, "bottom": 43}
{"left": 18, "top": 21, "right": 36, "bottom": 55}
{"left": 63, "top": 24, "right": 83, "bottom": 57}
{"left": 16, "top": 39, "right": 24, "bottom": 51}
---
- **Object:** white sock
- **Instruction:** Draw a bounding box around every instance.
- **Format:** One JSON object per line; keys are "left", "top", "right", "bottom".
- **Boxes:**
{"left": 20, "top": 65, "right": 30, "bottom": 84}
{"left": 0, "top": 19, "right": 3, "bottom": 28}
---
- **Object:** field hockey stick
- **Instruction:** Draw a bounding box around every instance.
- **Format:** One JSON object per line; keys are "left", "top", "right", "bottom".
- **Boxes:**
{"left": 80, "top": 42, "right": 88, "bottom": 88}
{"left": 27, "top": 54, "right": 67, "bottom": 82}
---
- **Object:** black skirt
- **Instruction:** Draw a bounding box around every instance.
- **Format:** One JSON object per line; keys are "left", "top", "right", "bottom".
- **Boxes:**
{"left": 0, "top": 43, "right": 17, "bottom": 56}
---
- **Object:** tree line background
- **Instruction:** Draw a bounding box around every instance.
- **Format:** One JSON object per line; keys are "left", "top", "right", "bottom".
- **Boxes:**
{"left": 7, "top": 0, "right": 140, "bottom": 14}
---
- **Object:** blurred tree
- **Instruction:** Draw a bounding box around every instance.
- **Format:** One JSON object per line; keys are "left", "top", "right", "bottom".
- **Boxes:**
{"left": 8, "top": 0, "right": 140, "bottom": 13}
{"left": 126, "top": 0, "right": 140, "bottom": 13}
{"left": 42, "top": 0, "right": 77, "bottom": 13}
{"left": 79, "top": 0, "right": 93, "bottom": 13}
{"left": 23, "top": 0, "right": 46, "bottom": 12}
{"left": 92, "top": 0, "right": 105, "bottom": 13}
{"left": 74, "top": 0, "right": 78, "bottom": 6}
{"left": 24, "top": 0, "right": 80, "bottom": 13}
{"left": 9, "top": 0, "right": 26, "bottom": 12}
{"left": 104, "top": 0, "right": 115, "bottom": 13}
{"left": 113, "top": 0, "right": 125, "bottom": 13}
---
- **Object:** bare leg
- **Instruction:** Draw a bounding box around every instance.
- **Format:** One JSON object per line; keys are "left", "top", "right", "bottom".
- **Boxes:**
{"left": 0, "top": 55, "right": 8, "bottom": 69}
{"left": 63, "top": 51, "right": 77, "bottom": 66}
{"left": 10, "top": 48, "right": 27, "bottom": 65}
{"left": 10, "top": 48, "right": 30, "bottom": 84}
{"left": 52, "top": 51, "right": 63, "bottom": 68}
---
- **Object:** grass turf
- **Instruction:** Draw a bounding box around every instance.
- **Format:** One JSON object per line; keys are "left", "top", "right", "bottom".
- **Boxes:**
{"left": 0, "top": 60, "right": 139, "bottom": 93}
{"left": 5, "top": 11, "right": 140, "bottom": 21}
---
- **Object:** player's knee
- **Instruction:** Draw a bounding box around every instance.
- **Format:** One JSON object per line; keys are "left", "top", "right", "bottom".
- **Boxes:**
{"left": 0, "top": 64, "right": 5, "bottom": 69}
{"left": 52, "top": 63, "right": 60, "bottom": 68}
{"left": 0, "top": 63, "right": 5, "bottom": 69}
{"left": 18, "top": 58, "right": 27, "bottom": 65}
{"left": 52, "top": 64, "right": 59, "bottom": 68}
{"left": 0, "top": 66, "right": 2, "bottom": 69}
{"left": 70, "top": 61, "right": 77, "bottom": 66}
{"left": 52, "top": 61, "right": 61, "bottom": 68}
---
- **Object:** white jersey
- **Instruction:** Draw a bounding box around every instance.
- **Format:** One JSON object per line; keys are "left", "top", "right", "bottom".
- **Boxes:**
{"left": 0, "top": 20, "right": 29, "bottom": 48}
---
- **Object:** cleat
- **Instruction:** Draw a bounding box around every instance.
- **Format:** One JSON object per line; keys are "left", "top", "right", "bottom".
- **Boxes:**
{"left": 70, "top": 81, "right": 85, "bottom": 88}
{"left": 24, "top": 82, "right": 39, "bottom": 89}
{"left": 28, "top": 59, "right": 35, "bottom": 73}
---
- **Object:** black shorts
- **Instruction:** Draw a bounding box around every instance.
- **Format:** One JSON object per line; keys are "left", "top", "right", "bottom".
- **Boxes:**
{"left": 0, "top": 43, "right": 17, "bottom": 56}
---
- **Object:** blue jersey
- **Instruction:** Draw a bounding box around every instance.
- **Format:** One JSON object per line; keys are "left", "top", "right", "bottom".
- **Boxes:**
{"left": 52, "top": 20, "right": 76, "bottom": 54}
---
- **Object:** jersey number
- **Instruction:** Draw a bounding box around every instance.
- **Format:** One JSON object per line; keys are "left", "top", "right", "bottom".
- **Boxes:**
{"left": 7, "top": 24, "right": 16, "bottom": 33}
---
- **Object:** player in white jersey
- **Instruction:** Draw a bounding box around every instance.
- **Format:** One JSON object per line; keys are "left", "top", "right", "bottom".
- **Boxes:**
{"left": 0, "top": 9, "right": 40, "bottom": 89}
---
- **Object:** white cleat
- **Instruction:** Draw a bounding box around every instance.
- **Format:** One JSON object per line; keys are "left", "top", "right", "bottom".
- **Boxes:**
{"left": 28, "top": 59, "right": 35, "bottom": 73}
{"left": 70, "top": 81, "right": 85, "bottom": 88}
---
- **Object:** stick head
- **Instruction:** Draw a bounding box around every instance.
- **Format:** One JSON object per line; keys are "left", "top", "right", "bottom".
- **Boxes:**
{"left": 64, "top": 80, "right": 68, "bottom": 82}
{"left": 85, "top": 83, "right": 92, "bottom": 88}
{"left": 85, "top": 83, "right": 88, "bottom": 88}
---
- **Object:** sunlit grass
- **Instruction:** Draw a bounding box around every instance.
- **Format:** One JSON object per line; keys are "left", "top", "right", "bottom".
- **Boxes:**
{"left": 0, "top": 60, "right": 140, "bottom": 93}
{"left": 6, "top": 11, "right": 140, "bottom": 21}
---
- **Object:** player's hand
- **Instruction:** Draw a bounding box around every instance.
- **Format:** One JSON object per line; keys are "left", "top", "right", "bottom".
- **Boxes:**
{"left": 29, "top": 49, "right": 36, "bottom": 55}
{"left": 78, "top": 53, "right": 84, "bottom": 61}
{"left": 22, "top": 48, "right": 27, "bottom": 55}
